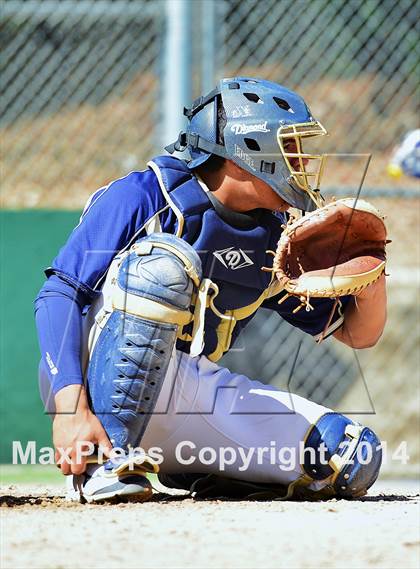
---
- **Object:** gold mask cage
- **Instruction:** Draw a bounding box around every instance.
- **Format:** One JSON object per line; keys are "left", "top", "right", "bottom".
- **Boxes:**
{"left": 277, "top": 122, "right": 328, "bottom": 209}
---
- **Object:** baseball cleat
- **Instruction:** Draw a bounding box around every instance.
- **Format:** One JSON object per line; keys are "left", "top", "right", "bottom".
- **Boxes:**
{"left": 66, "top": 454, "right": 158, "bottom": 503}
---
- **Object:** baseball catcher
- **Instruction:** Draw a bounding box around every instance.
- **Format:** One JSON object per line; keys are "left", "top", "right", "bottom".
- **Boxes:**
{"left": 35, "top": 77, "right": 387, "bottom": 502}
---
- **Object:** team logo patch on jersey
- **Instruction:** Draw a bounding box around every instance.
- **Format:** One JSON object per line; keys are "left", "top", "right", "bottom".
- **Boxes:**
{"left": 213, "top": 247, "right": 254, "bottom": 270}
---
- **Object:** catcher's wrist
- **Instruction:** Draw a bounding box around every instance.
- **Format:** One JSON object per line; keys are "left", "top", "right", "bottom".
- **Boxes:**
{"left": 54, "top": 384, "right": 89, "bottom": 414}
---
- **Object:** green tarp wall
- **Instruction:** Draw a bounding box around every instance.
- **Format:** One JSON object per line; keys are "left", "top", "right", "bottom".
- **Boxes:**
{"left": 0, "top": 210, "right": 80, "bottom": 462}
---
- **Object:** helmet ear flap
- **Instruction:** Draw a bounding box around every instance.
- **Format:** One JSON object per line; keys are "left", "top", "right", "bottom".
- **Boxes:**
{"left": 189, "top": 101, "right": 217, "bottom": 166}
{"left": 165, "top": 85, "right": 223, "bottom": 166}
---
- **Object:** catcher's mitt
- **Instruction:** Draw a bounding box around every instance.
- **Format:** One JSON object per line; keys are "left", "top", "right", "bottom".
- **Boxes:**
{"left": 271, "top": 198, "right": 388, "bottom": 313}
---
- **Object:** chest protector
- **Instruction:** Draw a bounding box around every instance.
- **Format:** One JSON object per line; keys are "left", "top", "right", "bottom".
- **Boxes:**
{"left": 148, "top": 156, "right": 286, "bottom": 361}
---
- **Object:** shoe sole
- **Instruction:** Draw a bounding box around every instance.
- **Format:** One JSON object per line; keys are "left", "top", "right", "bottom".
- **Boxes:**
{"left": 83, "top": 484, "right": 153, "bottom": 503}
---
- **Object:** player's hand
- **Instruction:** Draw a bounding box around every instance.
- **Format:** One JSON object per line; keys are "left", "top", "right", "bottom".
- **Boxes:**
{"left": 53, "top": 385, "right": 113, "bottom": 475}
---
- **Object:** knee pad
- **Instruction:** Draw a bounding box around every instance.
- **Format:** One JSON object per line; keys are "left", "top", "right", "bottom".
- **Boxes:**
{"left": 303, "top": 413, "right": 382, "bottom": 497}
{"left": 87, "top": 233, "right": 202, "bottom": 450}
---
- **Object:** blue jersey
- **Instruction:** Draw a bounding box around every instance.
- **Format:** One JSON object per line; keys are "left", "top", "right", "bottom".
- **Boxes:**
{"left": 35, "top": 156, "right": 349, "bottom": 393}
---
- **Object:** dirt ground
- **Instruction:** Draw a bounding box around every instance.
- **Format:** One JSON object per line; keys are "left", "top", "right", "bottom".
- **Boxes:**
{"left": 1, "top": 479, "right": 419, "bottom": 569}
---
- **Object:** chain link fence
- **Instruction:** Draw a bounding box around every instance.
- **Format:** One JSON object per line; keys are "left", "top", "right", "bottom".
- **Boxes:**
{"left": 218, "top": 0, "right": 419, "bottom": 192}
{"left": 1, "top": 0, "right": 162, "bottom": 208}
{"left": 1, "top": 0, "right": 419, "bottom": 473}
{"left": 1, "top": 0, "right": 419, "bottom": 208}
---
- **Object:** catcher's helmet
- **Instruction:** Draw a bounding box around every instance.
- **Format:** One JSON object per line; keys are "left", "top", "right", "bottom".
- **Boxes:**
{"left": 165, "top": 77, "right": 327, "bottom": 211}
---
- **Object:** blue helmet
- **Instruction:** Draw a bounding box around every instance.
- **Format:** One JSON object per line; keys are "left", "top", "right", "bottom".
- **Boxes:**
{"left": 166, "top": 77, "right": 328, "bottom": 211}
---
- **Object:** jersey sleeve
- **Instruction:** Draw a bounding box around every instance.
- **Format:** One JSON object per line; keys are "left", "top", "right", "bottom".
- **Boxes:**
{"left": 35, "top": 275, "right": 89, "bottom": 394}
{"left": 35, "top": 168, "right": 166, "bottom": 394}
{"left": 262, "top": 292, "right": 353, "bottom": 340}
{"left": 46, "top": 169, "right": 166, "bottom": 296}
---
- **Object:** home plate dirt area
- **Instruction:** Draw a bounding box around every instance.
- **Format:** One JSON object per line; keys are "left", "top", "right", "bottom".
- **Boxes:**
{"left": 1, "top": 479, "right": 419, "bottom": 569}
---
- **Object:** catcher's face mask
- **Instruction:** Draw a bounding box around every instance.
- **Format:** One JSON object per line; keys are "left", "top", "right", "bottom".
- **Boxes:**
{"left": 277, "top": 121, "right": 328, "bottom": 209}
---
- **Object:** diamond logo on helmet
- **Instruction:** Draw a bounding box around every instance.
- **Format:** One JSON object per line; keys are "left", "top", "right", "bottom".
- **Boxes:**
{"left": 230, "top": 121, "right": 271, "bottom": 135}
{"left": 213, "top": 247, "right": 254, "bottom": 270}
